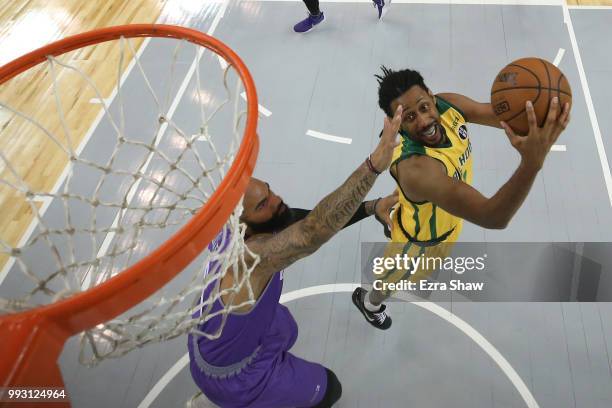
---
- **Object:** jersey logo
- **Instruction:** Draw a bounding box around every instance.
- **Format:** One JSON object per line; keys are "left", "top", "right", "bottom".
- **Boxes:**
{"left": 458, "top": 139, "right": 472, "bottom": 167}
{"left": 458, "top": 124, "right": 468, "bottom": 140}
{"left": 451, "top": 115, "right": 460, "bottom": 131}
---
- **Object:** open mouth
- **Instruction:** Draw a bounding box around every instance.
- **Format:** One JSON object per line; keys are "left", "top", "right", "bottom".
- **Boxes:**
{"left": 421, "top": 123, "right": 440, "bottom": 144}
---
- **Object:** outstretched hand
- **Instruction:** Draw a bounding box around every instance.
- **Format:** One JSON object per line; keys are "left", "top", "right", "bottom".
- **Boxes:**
{"left": 370, "top": 105, "right": 403, "bottom": 172}
{"left": 374, "top": 191, "right": 399, "bottom": 232}
{"left": 501, "top": 97, "right": 570, "bottom": 171}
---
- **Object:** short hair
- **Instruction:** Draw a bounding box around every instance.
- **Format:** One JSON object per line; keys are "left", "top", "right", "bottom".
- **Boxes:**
{"left": 375, "top": 66, "right": 429, "bottom": 117}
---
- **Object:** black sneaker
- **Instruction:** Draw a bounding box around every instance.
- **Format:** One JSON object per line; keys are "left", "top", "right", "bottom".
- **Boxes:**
{"left": 351, "top": 287, "right": 392, "bottom": 330}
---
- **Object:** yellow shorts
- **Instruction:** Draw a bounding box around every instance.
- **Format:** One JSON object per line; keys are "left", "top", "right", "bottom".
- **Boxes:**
{"left": 374, "top": 206, "right": 459, "bottom": 297}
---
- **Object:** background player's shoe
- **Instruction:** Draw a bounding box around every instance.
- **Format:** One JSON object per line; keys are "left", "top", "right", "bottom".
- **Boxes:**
{"left": 293, "top": 12, "right": 325, "bottom": 33}
{"left": 372, "top": 0, "right": 391, "bottom": 19}
{"left": 352, "top": 287, "right": 392, "bottom": 330}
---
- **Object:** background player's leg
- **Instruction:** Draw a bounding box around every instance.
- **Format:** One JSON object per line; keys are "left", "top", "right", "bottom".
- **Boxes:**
{"left": 294, "top": 0, "right": 325, "bottom": 33}
{"left": 303, "top": 0, "right": 321, "bottom": 15}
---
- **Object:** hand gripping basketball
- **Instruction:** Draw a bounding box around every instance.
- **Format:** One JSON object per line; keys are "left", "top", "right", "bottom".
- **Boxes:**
{"left": 500, "top": 97, "right": 571, "bottom": 171}
{"left": 370, "top": 105, "right": 403, "bottom": 172}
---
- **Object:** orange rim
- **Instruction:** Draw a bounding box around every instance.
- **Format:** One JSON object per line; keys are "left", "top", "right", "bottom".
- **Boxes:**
{"left": 0, "top": 24, "right": 259, "bottom": 390}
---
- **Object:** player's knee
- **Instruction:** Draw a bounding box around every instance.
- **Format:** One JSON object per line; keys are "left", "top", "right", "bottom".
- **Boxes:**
{"left": 312, "top": 368, "right": 342, "bottom": 407}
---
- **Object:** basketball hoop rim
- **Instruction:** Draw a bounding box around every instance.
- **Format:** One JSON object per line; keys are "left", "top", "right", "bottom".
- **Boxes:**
{"left": 0, "top": 24, "right": 258, "bottom": 349}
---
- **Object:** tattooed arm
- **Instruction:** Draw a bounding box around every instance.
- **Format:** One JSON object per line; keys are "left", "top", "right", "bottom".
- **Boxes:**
{"left": 283, "top": 192, "right": 398, "bottom": 230}
{"left": 246, "top": 105, "right": 404, "bottom": 280}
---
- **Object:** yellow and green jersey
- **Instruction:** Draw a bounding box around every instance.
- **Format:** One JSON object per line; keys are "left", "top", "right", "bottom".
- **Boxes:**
{"left": 390, "top": 96, "right": 473, "bottom": 244}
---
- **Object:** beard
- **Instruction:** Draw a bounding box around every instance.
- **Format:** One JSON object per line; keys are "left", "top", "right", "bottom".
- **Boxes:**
{"left": 245, "top": 202, "right": 294, "bottom": 234}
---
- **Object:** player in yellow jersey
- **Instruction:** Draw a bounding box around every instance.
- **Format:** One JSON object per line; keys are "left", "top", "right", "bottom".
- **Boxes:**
{"left": 352, "top": 66, "right": 571, "bottom": 329}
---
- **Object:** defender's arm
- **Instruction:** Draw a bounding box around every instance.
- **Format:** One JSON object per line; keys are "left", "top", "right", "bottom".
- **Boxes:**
{"left": 247, "top": 106, "right": 404, "bottom": 280}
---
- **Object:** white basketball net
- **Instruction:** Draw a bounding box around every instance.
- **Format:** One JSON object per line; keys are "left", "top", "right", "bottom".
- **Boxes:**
{"left": 0, "top": 33, "right": 259, "bottom": 365}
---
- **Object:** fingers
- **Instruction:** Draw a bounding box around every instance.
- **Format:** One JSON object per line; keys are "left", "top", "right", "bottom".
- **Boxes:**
{"left": 558, "top": 102, "right": 571, "bottom": 129}
{"left": 526, "top": 100, "right": 538, "bottom": 131}
{"left": 500, "top": 121, "right": 520, "bottom": 147}
{"left": 381, "top": 213, "right": 393, "bottom": 232}
{"left": 391, "top": 105, "right": 403, "bottom": 131}
{"left": 386, "top": 192, "right": 399, "bottom": 207}
{"left": 549, "top": 103, "right": 571, "bottom": 144}
{"left": 372, "top": 106, "right": 404, "bottom": 171}
{"left": 383, "top": 105, "right": 403, "bottom": 147}
{"left": 378, "top": 193, "right": 399, "bottom": 214}
{"left": 563, "top": 112, "right": 571, "bottom": 129}
{"left": 545, "top": 97, "right": 560, "bottom": 127}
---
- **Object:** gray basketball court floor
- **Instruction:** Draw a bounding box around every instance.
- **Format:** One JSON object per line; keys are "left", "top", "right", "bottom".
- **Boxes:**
{"left": 4, "top": 1, "right": 612, "bottom": 407}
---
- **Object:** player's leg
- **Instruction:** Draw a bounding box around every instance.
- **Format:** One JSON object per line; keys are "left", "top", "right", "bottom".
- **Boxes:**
{"left": 255, "top": 351, "right": 341, "bottom": 407}
{"left": 372, "top": 0, "right": 392, "bottom": 20}
{"left": 312, "top": 368, "right": 342, "bottom": 408}
{"left": 353, "top": 231, "right": 456, "bottom": 330}
{"left": 294, "top": 0, "right": 325, "bottom": 33}
{"left": 188, "top": 339, "right": 340, "bottom": 407}
{"left": 352, "top": 240, "right": 421, "bottom": 330}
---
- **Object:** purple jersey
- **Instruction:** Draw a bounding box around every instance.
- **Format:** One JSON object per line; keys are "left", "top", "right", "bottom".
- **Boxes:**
{"left": 188, "top": 229, "right": 327, "bottom": 407}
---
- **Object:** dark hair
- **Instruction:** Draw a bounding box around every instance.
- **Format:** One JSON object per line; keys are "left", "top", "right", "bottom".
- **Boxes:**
{"left": 375, "top": 66, "right": 429, "bottom": 117}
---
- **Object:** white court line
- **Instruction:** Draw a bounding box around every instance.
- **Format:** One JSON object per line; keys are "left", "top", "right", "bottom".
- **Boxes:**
{"left": 306, "top": 129, "right": 352, "bottom": 145}
{"left": 567, "top": 5, "right": 612, "bottom": 10}
{"left": 83, "top": 0, "right": 231, "bottom": 288}
{"left": 562, "top": 2, "right": 612, "bottom": 207}
{"left": 139, "top": 283, "right": 539, "bottom": 408}
{"left": 137, "top": 353, "right": 190, "bottom": 408}
{"left": 0, "top": 36, "right": 152, "bottom": 285}
{"left": 214, "top": 4, "right": 229, "bottom": 70}
{"left": 551, "top": 145, "right": 566, "bottom": 152}
{"left": 0, "top": 0, "right": 230, "bottom": 286}
{"left": 28, "top": 196, "right": 53, "bottom": 207}
{"left": 552, "top": 48, "right": 565, "bottom": 66}
{"left": 240, "top": 92, "right": 272, "bottom": 117}
{"left": 89, "top": 97, "right": 113, "bottom": 105}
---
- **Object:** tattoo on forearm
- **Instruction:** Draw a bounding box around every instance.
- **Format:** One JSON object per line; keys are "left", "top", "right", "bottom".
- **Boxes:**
{"left": 308, "top": 162, "right": 377, "bottom": 236}
{"left": 247, "top": 162, "right": 377, "bottom": 278}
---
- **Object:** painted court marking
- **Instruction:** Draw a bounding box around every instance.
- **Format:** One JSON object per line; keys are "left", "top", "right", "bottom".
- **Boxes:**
{"left": 240, "top": 92, "right": 272, "bottom": 117}
{"left": 551, "top": 145, "right": 566, "bottom": 152}
{"left": 0, "top": 35, "right": 153, "bottom": 286}
{"left": 553, "top": 48, "right": 565, "bottom": 66}
{"left": 306, "top": 129, "right": 352, "bottom": 145}
{"left": 0, "top": 1, "right": 230, "bottom": 286}
{"left": 81, "top": 0, "right": 231, "bottom": 289}
{"left": 89, "top": 97, "right": 113, "bottom": 105}
{"left": 567, "top": 5, "right": 612, "bottom": 10}
{"left": 562, "top": 2, "right": 612, "bottom": 206}
{"left": 139, "top": 283, "right": 539, "bottom": 408}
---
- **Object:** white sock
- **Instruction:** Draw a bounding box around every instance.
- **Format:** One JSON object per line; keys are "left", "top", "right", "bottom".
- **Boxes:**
{"left": 364, "top": 295, "right": 382, "bottom": 312}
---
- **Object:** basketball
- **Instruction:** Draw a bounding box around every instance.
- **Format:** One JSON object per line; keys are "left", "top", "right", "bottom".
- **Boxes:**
{"left": 490, "top": 57, "right": 572, "bottom": 135}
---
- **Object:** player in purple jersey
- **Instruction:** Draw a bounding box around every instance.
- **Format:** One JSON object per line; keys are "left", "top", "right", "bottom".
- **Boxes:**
{"left": 187, "top": 105, "right": 404, "bottom": 407}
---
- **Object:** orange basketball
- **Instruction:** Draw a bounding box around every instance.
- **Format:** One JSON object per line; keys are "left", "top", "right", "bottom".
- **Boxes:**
{"left": 490, "top": 57, "right": 572, "bottom": 135}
